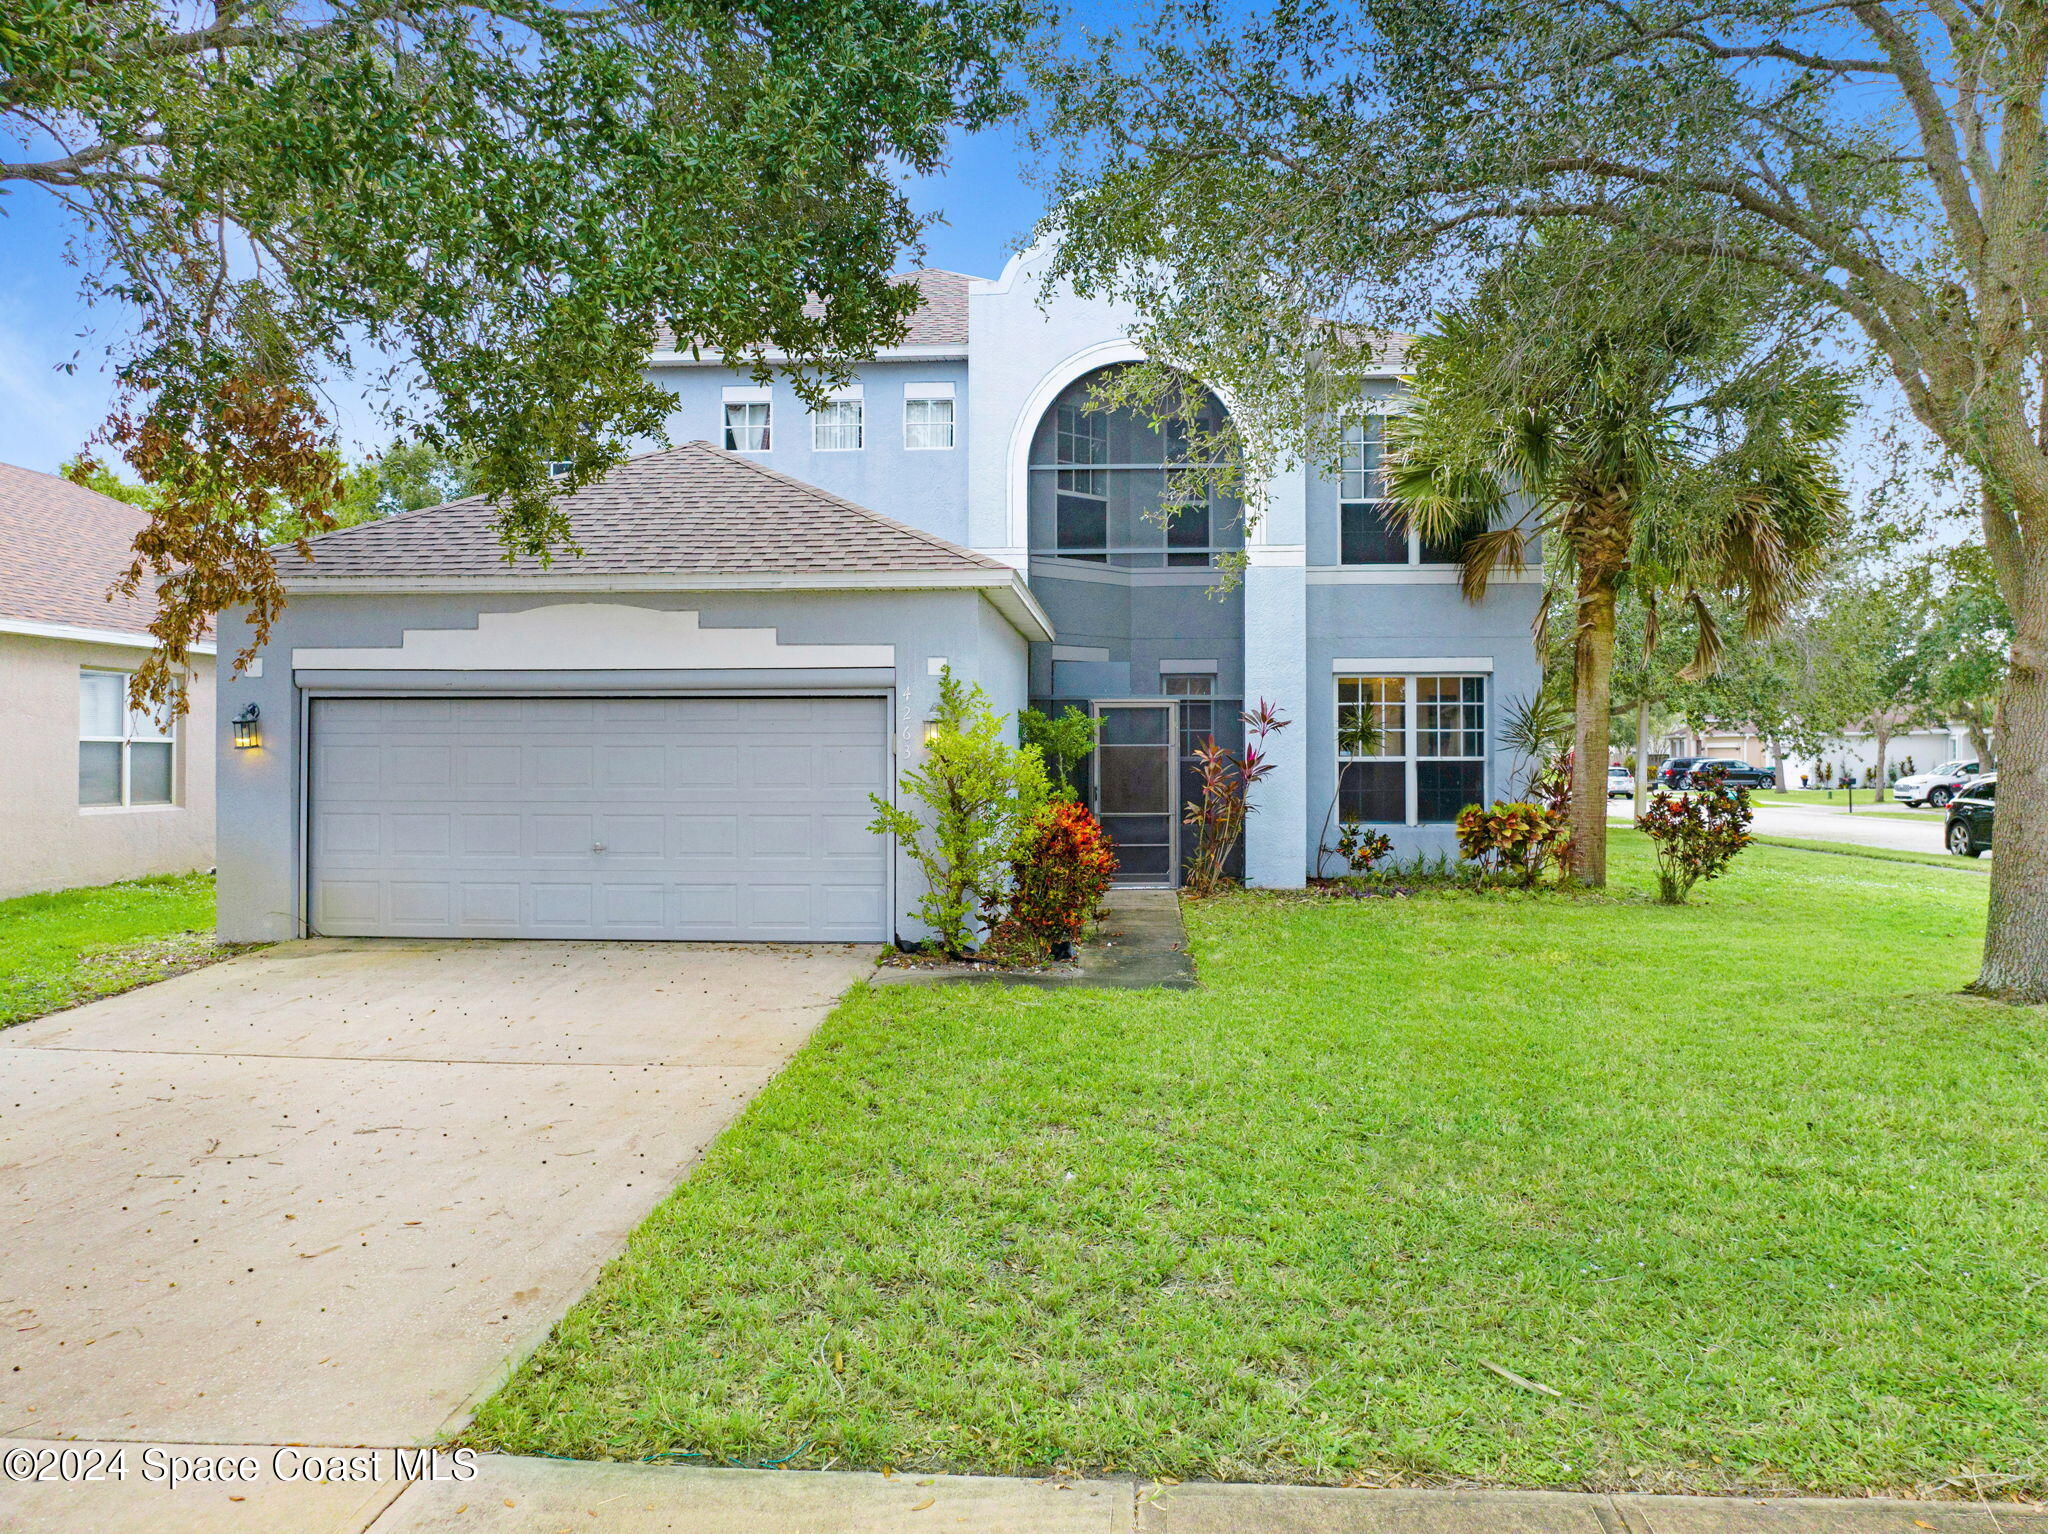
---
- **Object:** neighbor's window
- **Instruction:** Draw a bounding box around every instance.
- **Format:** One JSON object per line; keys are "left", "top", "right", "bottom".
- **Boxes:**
{"left": 1338, "top": 417, "right": 1465, "bottom": 566}
{"left": 80, "top": 670, "right": 174, "bottom": 808}
{"left": 813, "top": 398, "right": 864, "bottom": 452}
{"left": 1336, "top": 673, "right": 1485, "bottom": 824}
{"left": 723, "top": 400, "right": 771, "bottom": 451}
{"left": 904, "top": 395, "right": 955, "bottom": 450}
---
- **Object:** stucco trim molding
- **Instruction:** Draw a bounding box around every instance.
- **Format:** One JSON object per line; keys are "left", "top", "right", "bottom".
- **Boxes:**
{"left": 291, "top": 603, "right": 895, "bottom": 672}
{"left": 0, "top": 616, "right": 216, "bottom": 655}
{"left": 1331, "top": 656, "right": 1496, "bottom": 673}
{"left": 281, "top": 569, "right": 1056, "bottom": 643}
{"left": 1307, "top": 566, "right": 1544, "bottom": 585}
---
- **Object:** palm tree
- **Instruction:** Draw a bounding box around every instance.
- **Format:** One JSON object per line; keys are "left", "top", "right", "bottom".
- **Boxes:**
{"left": 1385, "top": 235, "right": 1850, "bottom": 886}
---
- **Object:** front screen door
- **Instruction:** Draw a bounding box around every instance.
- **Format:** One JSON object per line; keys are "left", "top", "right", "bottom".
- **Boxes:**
{"left": 1092, "top": 701, "right": 1178, "bottom": 887}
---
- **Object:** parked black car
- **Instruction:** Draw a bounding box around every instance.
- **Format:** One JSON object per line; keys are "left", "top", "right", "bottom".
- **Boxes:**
{"left": 1657, "top": 756, "right": 1774, "bottom": 791}
{"left": 1945, "top": 775, "right": 1996, "bottom": 857}
{"left": 1655, "top": 757, "right": 1703, "bottom": 788}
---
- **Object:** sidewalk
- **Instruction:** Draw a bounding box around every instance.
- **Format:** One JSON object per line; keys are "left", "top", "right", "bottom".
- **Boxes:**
{"left": 10, "top": 1441, "right": 2042, "bottom": 1533}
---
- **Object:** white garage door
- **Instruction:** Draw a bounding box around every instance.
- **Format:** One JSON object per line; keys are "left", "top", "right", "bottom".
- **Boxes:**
{"left": 308, "top": 695, "right": 890, "bottom": 941}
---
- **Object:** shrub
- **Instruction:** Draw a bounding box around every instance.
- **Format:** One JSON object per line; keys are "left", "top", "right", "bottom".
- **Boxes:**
{"left": 867, "top": 667, "right": 1049, "bottom": 956}
{"left": 1331, "top": 823, "right": 1394, "bottom": 874}
{"left": 997, "top": 801, "right": 1118, "bottom": 957}
{"left": 1182, "top": 699, "right": 1290, "bottom": 897}
{"left": 1019, "top": 705, "right": 1100, "bottom": 801}
{"left": 1455, "top": 800, "right": 1569, "bottom": 886}
{"left": 1636, "top": 774, "right": 1755, "bottom": 904}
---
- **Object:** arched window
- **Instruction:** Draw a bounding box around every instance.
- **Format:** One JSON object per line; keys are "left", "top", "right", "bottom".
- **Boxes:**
{"left": 1026, "top": 365, "right": 1240, "bottom": 568}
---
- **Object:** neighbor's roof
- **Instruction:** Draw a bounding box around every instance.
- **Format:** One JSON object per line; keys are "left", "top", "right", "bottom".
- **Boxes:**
{"left": 282, "top": 440, "right": 1008, "bottom": 582}
{"left": 0, "top": 461, "right": 163, "bottom": 640}
{"left": 652, "top": 269, "right": 975, "bottom": 355}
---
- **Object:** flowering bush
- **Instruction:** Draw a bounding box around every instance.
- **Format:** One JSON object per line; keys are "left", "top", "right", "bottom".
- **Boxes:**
{"left": 1455, "top": 800, "right": 1569, "bottom": 886}
{"left": 1182, "top": 699, "right": 1290, "bottom": 897}
{"left": 1636, "top": 775, "right": 1755, "bottom": 904}
{"left": 996, "top": 801, "right": 1118, "bottom": 957}
{"left": 1332, "top": 823, "right": 1394, "bottom": 874}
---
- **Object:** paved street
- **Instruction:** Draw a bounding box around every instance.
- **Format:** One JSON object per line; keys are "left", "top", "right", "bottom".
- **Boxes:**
{"left": 1616, "top": 799, "right": 1981, "bottom": 859}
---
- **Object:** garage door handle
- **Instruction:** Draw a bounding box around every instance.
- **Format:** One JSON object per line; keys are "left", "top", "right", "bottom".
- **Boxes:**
{"left": 592, "top": 842, "right": 605, "bottom": 853}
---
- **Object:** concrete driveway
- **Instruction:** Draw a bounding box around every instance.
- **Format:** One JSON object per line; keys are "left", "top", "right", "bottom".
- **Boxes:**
{"left": 0, "top": 939, "right": 869, "bottom": 1447}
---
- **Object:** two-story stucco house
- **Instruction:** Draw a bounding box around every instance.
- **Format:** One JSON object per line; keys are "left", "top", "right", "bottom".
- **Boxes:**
{"left": 214, "top": 246, "right": 1541, "bottom": 945}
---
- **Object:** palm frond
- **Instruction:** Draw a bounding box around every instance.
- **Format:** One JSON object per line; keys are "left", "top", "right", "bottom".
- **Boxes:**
{"left": 1677, "top": 589, "right": 1726, "bottom": 680}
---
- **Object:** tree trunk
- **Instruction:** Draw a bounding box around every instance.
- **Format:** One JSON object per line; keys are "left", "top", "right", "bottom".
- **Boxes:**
{"left": 1871, "top": 720, "right": 1890, "bottom": 794}
{"left": 1977, "top": 585, "right": 2048, "bottom": 1001}
{"left": 1568, "top": 562, "right": 1620, "bottom": 886}
{"left": 1633, "top": 696, "right": 1650, "bottom": 819}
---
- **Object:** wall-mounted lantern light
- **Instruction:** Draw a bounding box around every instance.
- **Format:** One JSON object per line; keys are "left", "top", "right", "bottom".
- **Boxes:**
{"left": 233, "top": 703, "right": 262, "bottom": 750}
{"left": 922, "top": 708, "right": 942, "bottom": 746}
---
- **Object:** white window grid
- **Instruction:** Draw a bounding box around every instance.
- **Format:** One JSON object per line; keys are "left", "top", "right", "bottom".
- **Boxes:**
{"left": 79, "top": 669, "right": 175, "bottom": 808}
{"left": 904, "top": 396, "right": 955, "bottom": 450}
{"left": 1338, "top": 416, "right": 1458, "bottom": 566}
{"left": 813, "top": 398, "right": 864, "bottom": 452}
{"left": 1334, "top": 673, "right": 1486, "bottom": 825}
{"left": 723, "top": 400, "right": 771, "bottom": 452}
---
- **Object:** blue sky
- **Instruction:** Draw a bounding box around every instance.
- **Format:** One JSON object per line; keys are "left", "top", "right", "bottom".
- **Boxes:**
{"left": 0, "top": 120, "right": 1049, "bottom": 477}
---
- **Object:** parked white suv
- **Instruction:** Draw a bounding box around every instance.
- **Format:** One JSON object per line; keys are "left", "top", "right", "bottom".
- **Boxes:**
{"left": 1892, "top": 759, "right": 1982, "bottom": 808}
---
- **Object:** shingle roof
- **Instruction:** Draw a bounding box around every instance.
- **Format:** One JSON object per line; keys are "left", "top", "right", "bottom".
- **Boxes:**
{"left": 282, "top": 441, "right": 1005, "bottom": 582}
{"left": 653, "top": 268, "right": 975, "bottom": 355}
{"left": 0, "top": 461, "right": 161, "bottom": 636}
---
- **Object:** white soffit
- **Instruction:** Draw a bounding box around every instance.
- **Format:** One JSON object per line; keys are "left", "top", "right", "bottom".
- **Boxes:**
{"left": 1332, "top": 656, "right": 1495, "bottom": 673}
{"left": 291, "top": 603, "right": 895, "bottom": 671}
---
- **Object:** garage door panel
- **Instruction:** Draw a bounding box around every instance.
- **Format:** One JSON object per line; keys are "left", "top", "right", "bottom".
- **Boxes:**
{"left": 310, "top": 696, "right": 889, "bottom": 941}
{"left": 459, "top": 745, "right": 522, "bottom": 788}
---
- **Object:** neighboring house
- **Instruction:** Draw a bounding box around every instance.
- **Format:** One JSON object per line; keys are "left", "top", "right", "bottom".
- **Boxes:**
{"left": 215, "top": 247, "right": 1541, "bottom": 945}
{"left": 1661, "top": 720, "right": 1978, "bottom": 783}
{"left": 0, "top": 463, "right": 215, "bottom": 900}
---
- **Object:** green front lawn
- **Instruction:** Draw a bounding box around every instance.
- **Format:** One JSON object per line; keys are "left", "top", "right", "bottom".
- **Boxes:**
{"left": 0, "top": 872, "right": 230, "bottom": 1028}
{"left": 468, "top": 837, "right": 2046, "bottom": 1498}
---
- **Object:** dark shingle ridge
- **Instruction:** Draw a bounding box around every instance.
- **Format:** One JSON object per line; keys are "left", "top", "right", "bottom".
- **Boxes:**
{"left": 283, "top": 441, "right": 1004, "bottom": 582}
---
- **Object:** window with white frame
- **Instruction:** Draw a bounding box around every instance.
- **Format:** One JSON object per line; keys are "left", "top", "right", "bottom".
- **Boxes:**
{"left": 79, "top": 670, "right": 174, "bottom": 807}
{"left": 1335, "top": 673, "right": 1486, "bottom": 823}
{"left": 723, "top": 400, "right": 771, "bottom": 451}
{"left": 1338, "top": 417, "right": 1465, "bottom": 566}
{"left": 813, "top": 397, "right": 864, "bottom": 451}
{"left": 904, "top": 394, "right": 955, "bottom": 450}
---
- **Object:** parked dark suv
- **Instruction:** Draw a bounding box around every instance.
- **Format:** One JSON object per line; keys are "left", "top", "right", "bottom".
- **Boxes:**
{"left": 1945, "top": 775, "right": 1996, "bottom": 857}
{"left": 1655, "top": 757, "right": 1703, "bottom": 788}
{"left": 1658, "top": 757, "right": 1774, "bottom": 790}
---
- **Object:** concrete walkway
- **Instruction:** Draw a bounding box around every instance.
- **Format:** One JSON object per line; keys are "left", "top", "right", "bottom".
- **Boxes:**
{"left": 7, "top": 1447, "right": 2040, "bottom": 1532}
{"left": 0, "top": 939, "right": 869, "bottom": 1447}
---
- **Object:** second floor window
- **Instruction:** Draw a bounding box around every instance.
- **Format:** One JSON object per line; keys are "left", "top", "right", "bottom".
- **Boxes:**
{"left": 723, "top": 401, "right": 771, "bottom": 452}
{"left": 813, "top": 398, "right": 863, "bottom": 451}
{"left": 904, "top": 396, "right": 955, "bottom": 450}
{"left": 80, "top": 669, "right": 174, "bottom": 808}
{"left": 1339, "top": 417, "right": 1464, "bottom": 566}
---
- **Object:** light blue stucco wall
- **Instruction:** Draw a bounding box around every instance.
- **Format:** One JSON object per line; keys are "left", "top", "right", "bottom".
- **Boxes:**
{"left": 644, "top": 358, "right": 972, "bottom": 546}
{"left": 214, "top": 588, "right": 1028, "bottom": 945}
{"left": 1301, "top": 581, "right": 1545, "bottom": 870}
